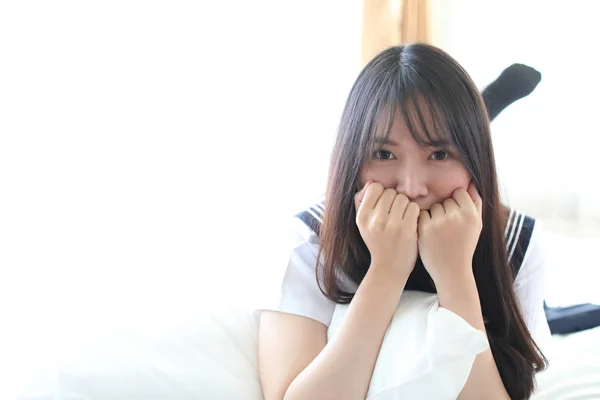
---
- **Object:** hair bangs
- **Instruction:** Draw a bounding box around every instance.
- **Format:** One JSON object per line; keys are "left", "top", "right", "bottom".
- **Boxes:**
{"left": 400, "top": 88, "right": 454, "bottom": 150}
{"left": 367, "top": 78, "right": 455, "bottom": 156}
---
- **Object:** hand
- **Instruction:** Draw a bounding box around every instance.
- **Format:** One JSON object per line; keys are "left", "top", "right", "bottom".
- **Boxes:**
{"left": 417, "top": 181, "right": 483, "bottom": 286}
{"left": 355, "top": 181, "right": 420, "bottom": 277}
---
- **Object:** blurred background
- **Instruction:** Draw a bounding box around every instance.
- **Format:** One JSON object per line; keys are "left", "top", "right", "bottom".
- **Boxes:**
{"left": 1, "top": 0, "right": 599, "bottom": 397}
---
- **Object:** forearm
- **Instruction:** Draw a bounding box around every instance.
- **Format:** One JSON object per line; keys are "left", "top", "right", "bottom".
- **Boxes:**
{"left": 285, "top": 266, "right": 408, "bottom": 400}
{"left": 437, "top": 272, "right": 510, "bottom": 400}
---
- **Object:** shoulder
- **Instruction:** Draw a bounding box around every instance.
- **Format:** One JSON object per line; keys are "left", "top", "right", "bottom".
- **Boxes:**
{"left": 267, "top": 198, "right": 324, "bottom": 259}
{"left": 294, "top": 199, "right": 325, "bottom": 240}
{"left": 255, "top": 199, "right": 336, "bottom": 326}
{"left": 507, "top": 211, "right": 552, "bottom": 342}
{"left": 506, "top": 208, "right": 547, "bottom": 288}
{"left": 270, "top": 209, "right": 322, "bottom": 282}
{"left": 504, "top": 207, "right": 538, "bottom": 279}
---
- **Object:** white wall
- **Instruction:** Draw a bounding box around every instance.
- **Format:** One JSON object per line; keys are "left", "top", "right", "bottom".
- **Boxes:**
{"left": 430, "top": 0, "right": 600, "bottom": 230}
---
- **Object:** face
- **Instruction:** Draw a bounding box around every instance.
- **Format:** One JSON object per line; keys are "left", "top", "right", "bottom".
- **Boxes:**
{"left": 358, "top": 112, "right": 471, "bottom": 211}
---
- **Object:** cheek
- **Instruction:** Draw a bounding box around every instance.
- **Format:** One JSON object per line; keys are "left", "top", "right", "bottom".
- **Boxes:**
{"left": 359, "top": 165, "right": 398, "bottom": 189}
{"left": 431, "top": 165, "right": 471, "bottom": 196}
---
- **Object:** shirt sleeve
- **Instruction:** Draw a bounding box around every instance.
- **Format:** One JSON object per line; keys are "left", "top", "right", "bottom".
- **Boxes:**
{"left": 513, "top": 221, "right": 552, "bottom": 348}
{"left": 255, "top": 216, "right": 336, "bottom": 327}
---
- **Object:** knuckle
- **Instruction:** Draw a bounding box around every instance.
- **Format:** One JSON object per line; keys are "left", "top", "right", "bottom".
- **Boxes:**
{"left": 372, "top": 216, "right": 387, "bottom": 230}
{"left": 467, "top": 212, "right": 481, "bottom": 225}
{"left": 397, "top": 225, "right": 415, "bottom": 238}
{"left": 356, "top": 210, "right": 367, "bottom": 225}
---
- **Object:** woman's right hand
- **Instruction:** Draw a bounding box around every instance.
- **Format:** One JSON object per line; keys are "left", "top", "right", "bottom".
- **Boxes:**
{"left": 354, "top": 181, "right": 420, "bottom": 277}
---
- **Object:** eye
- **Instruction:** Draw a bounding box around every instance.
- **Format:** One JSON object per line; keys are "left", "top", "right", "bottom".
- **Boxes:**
{"left": 374, "top": 150, "right": 396, "bottom": 160}
{"left": 430, "top": 150, "right": 450, "bottom": 161}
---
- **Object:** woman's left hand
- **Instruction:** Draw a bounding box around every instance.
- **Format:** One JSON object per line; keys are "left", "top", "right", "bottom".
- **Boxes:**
{"left": 418, "top": 181, "right": 483, "bottom": 286}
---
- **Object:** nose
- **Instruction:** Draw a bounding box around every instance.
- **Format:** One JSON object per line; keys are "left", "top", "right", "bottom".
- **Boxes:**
{"left": 395, "top": 166, "right": 428, "bottom": 201}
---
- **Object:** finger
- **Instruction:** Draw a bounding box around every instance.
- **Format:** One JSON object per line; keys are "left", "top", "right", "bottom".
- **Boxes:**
{"left": 375, "top": 188, "right": 398, "bottom": 214}
{"left": 404, "top": 202, "right": 420, "bottom": 221}
{"left": 356, "top": 180, "right": 374, "bottom": 203}
{"left": 418, "top": 209, "right": 430, "bottom": 235}
{"left": 360, "top": 181, "right": 384, "bottom": 211}
{"left": 467, "top": 181, "right": 483, "bottom": 217}
{"left": 453, "top": 185, "right": 481, "bottom": 216}
{"left": 390, "top": 193, "right": 409, "bottom": 218}
{"left": 452, "top": 187, "right": 472, "bottom": 208}
{"left": 430, "top": 203, "right": 444, "bottom": 219}
{"left": 354, "top": 180, "right": 373, "bottom": 211}
{"left": 442, "top": 197, "right": 459, "bottom": 214}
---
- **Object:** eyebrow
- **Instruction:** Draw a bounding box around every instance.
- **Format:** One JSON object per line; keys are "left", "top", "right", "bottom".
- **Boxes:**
{"left": 374, "top": 136, "right": 398, "bottom": 146}
{"left": 374, "top": 136, "right": 453, "bottom": 148}
{"left": 424, "top": 139, "right": 453, "bottom": 148}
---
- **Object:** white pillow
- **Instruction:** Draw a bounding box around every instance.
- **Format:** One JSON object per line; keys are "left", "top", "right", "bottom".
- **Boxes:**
{"left": 19, "top": 292, "right": 487, "bottom": 400}
{"left": 328, "top": 291, "right": 489, "bottom": 400}
{"left": 18, "top": 303, "right": 264, "bottom": 400}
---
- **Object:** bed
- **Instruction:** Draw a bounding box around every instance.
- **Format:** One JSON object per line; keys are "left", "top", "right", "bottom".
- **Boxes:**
{"left": 12, "top": 299, "right": 600, "bottom": 400}
{"left": 533, "top": 325, "right": 600, "bottom": 399}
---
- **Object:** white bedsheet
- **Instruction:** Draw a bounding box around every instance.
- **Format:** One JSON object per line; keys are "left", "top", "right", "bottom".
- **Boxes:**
{"left": 533, "top": 325, "right": 600, "bottom": 399}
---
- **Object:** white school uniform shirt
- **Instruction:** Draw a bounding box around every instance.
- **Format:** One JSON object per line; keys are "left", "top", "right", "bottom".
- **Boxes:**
{"left": 259, "top": 205, "right": 552, "bottom": 347}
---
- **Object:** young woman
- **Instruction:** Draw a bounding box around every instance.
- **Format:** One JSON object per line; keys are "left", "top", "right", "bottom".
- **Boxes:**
{"left": 258, "top": 43, "right": 549, "bottom": 400}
